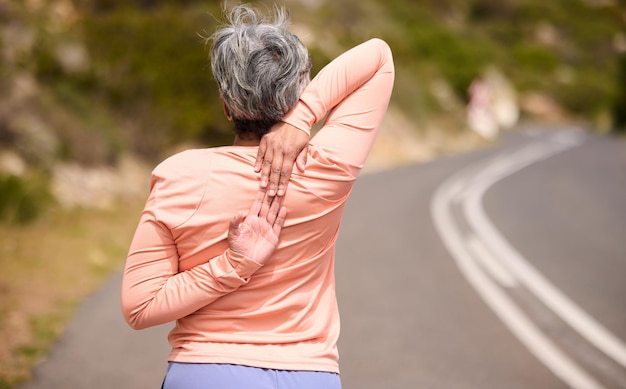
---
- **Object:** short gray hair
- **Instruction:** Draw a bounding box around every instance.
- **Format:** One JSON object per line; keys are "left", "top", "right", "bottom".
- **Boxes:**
{"left": 207, "top": 4, "right": 311, "bottom": 138}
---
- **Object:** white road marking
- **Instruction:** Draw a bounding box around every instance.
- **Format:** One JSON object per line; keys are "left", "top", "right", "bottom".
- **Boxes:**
{"left": 465, "top": 233, "right": 518, "bottom": 288}
{"left": 463, "top": 137, "right": 626, "bottom": 369}
{"left": 430, "top": 131, "right": 624, "bottom": 388}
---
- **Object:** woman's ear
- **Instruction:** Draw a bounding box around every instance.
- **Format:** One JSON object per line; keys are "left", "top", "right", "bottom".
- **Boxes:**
{"left": 223, "top": 102, "right": 232, "bottom": 121}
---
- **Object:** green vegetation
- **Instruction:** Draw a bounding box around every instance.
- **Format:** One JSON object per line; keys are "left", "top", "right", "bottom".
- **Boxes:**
{"left": 0, "top": 0, "right": 624, "bottom": 386}
{"left": 614, "top": 54, "right": 626, "bottom": 133}
{"left": 4, "top": 0, "right": 625, "bottom": 166}
{"left": 0, "top": 173, "right": 51, "bottom": 224}
{"left": 80, "top": 3, "right": 232, "bottom": 153}
{"left": 0, "top": 200, "right": 144, "bottom": 386}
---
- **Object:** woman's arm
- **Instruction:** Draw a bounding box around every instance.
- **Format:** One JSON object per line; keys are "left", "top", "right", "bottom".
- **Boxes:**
{"left": 286, "top": 38, "right": 394, "bottom": 170}
{"left": 255, "top": 38, "right": 394, "bottom": 183}
{"left": 121, "top": 191, "right": 286, "bottom": 330}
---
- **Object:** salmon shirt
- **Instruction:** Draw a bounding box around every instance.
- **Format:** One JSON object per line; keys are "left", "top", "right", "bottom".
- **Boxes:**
{"left": 121, "top": 39, "right": 395, "bottom": 373}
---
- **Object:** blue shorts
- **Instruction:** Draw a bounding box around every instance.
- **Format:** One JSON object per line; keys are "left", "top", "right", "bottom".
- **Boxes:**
{"left": 162, "top": 362, "right": 342, "bottom": 389}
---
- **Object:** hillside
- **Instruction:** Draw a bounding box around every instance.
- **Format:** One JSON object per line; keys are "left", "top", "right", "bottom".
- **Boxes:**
{"left": 0, "top": 0, "right": 625, "bottom": 386}
{"left": 1, "top": 0, "right": 625, "bottom": 215}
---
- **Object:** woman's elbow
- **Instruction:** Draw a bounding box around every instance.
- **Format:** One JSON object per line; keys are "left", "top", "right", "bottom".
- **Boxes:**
{"left": 368, "top": 38, "right": 395, "bottom": 74}
{"left": 121, "top": 297, "right": 151, "bottom": 330}
{"left": 124, "top": 315, "right": 147, "bottom": 330}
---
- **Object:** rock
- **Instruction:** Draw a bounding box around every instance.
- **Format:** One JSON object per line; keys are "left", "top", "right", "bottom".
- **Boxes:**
{"left": 55, "top": 42, "right": 89, "bottom": 74}
{"left": 0, "top": 150, "right": 27, "bottom": 176}
{"left": 10, "top": 115, "right": 59, "bottom": 167}
{"left": 51, "top": 154, "right": 150, "bottom": 210}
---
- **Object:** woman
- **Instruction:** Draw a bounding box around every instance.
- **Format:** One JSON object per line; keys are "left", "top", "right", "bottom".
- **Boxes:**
{"left": 121, "top": 4, "right": 394, "bottom": 388}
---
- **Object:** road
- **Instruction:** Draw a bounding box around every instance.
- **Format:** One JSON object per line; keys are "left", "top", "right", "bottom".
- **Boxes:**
{"left": 20, "top": 126, "right": 626, "bottom": 388}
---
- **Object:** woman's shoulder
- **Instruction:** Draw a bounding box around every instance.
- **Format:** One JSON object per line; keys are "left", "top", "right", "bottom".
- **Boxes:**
{"left": 153, "top": 148, "right": 213, "bottom": 178}
{"left": 148, "top": 149, "right": 215, "bottom": 228}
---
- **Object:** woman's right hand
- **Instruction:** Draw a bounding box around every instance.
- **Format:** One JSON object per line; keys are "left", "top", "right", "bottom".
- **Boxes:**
{"left": 255, "top": 122, "right": 309, "bottom": 197}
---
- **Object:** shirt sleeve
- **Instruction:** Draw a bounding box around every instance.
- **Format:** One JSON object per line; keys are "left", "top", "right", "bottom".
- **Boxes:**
{"left": 121, "top": 177, "right": 263, "bottom": 330}
{"left": 282, "top": 38, "right": 395, "bottom": 172}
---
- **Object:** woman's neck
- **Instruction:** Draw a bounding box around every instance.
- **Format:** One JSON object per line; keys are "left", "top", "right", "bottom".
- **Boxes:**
{"left": 233, "top": 135, "right": 260, "bottom": 146}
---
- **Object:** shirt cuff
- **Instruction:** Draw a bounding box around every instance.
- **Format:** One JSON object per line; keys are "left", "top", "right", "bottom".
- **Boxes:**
{"left": 224, "top": 249, "right": 264, "bottom": 280}
{"left": 282, "top": 102, "right": 314, "bottom": 136}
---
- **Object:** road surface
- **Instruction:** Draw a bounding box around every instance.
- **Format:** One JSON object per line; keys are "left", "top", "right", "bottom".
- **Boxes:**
{"left": 20, "top": 126, "right": 626, "bottom": 388}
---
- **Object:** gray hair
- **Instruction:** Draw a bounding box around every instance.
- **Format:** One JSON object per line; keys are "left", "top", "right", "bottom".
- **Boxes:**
{"left": 207, "top": 4, "right": 311, "bottom": 138}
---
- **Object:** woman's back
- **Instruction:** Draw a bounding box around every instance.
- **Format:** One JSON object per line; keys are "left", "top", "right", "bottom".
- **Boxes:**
{"left": 122, "top": 37, "right": 394, "bottom": 374}
{"left": 150, "top": 140, "right": 354, "bottom": 370}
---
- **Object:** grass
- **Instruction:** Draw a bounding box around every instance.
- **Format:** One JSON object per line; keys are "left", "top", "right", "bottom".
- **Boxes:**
{"left": 0, "top": 198, "right": 144, "bottom": 388}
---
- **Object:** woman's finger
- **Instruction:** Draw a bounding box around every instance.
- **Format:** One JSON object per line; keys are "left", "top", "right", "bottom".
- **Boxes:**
{"left": 265, "top": 193, "right": 284, "bottom": 225}
{"left": 247, "top": 190, "right": 265, "bottom": 217}
{"left": 255, "top": 136, "right": 268, "bottom": 173}
{"left": 259, "top": 145, "right": 275, "bottom": 189}
{"left": 227, "top": 211, "right": 246, "bottom": 245}
{"left": 295, "top": 146, "right": 308, "bottom": 172}
{"left": 272, "top": 206, "right": 287, "bottom": 236}
{"left": 258, "top": 189, "right": 274, "bottom": 218}
{"left": 267, "top": 152, "right": 285, "bottom": 197}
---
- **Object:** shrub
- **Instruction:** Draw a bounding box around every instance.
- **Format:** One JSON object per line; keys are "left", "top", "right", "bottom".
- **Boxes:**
{"left": 81, "top": 3, "right": 228, "bottom": 156}
{"left": 613, "top": 55, "right": 626, "bottom": 133}
{"left": 0, "top": 173, "right": 52, "bottom": 224}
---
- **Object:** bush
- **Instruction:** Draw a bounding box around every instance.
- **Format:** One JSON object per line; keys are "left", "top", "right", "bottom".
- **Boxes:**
{"left": 81, "top": 3, "right": 229, "bottom": 156}
{"left": 553, "top": 69, "right": 614, "bottom": 117}
{"left": 613, "top": 55, "right": 626, "bottom": 133}
{"left": 0, "top": 173, "right": 52, "bottom": 224}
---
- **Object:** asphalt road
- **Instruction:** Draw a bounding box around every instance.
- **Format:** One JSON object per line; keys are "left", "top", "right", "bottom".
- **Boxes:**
{"left": 20, "top": 126, "right": 626, "bottom": 388}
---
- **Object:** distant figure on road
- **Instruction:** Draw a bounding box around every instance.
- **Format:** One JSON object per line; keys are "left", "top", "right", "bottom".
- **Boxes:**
{"left": 467, "top": 69, "right": 519, "bottom": 138}
{"left": 121, "top": 3, "right": 394, "bottom": 389}
{"left": 467, "top": 75, "right": 498, "bottom": 139}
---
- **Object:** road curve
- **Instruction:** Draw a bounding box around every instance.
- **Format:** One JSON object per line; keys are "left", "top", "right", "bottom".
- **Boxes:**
{"left": 337, "top": 126, "right": 626, "bottom": 388}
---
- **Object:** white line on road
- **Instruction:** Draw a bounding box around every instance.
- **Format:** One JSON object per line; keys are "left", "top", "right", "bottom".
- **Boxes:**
{"left": 430, "top": 132, "right": 615, "bottom": 389}
{"left": 465, "top": 233, "right": 518, "bottom": 288}
{"left": 463, "top": 138, "right": 626, "bottom": 370}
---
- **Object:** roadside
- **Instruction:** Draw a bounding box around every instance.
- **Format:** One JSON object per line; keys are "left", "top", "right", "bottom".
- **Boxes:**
{"left": 0, "top": 199, "right": 146, "bottom": 388}
{"left": 18, "top": 273, "right": 171, "bottom": 389}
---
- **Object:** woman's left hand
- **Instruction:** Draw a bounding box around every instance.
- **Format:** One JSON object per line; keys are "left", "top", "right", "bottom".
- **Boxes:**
{"left": 255, "top": 122, "right": 309, "bottom": 197}
{"left": 228, "top": 191, "right": 287, "bottom": 265}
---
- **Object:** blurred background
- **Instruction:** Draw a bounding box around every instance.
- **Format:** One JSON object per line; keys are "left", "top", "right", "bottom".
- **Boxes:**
{"left": 0, "top": 0, "right": 625, "bottom": 387}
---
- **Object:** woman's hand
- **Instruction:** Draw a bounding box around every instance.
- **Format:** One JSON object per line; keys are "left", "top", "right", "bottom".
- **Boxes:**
{"left": 255, "top": 122, "right": 309, "bottom": 197}
{"left": 228, "top": 190, "right": 287, "bottom": 265}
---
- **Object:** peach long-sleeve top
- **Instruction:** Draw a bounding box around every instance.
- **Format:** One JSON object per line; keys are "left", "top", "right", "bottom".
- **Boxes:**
{"left": 121, "top": 38, "right": 394, "bottom": 374}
